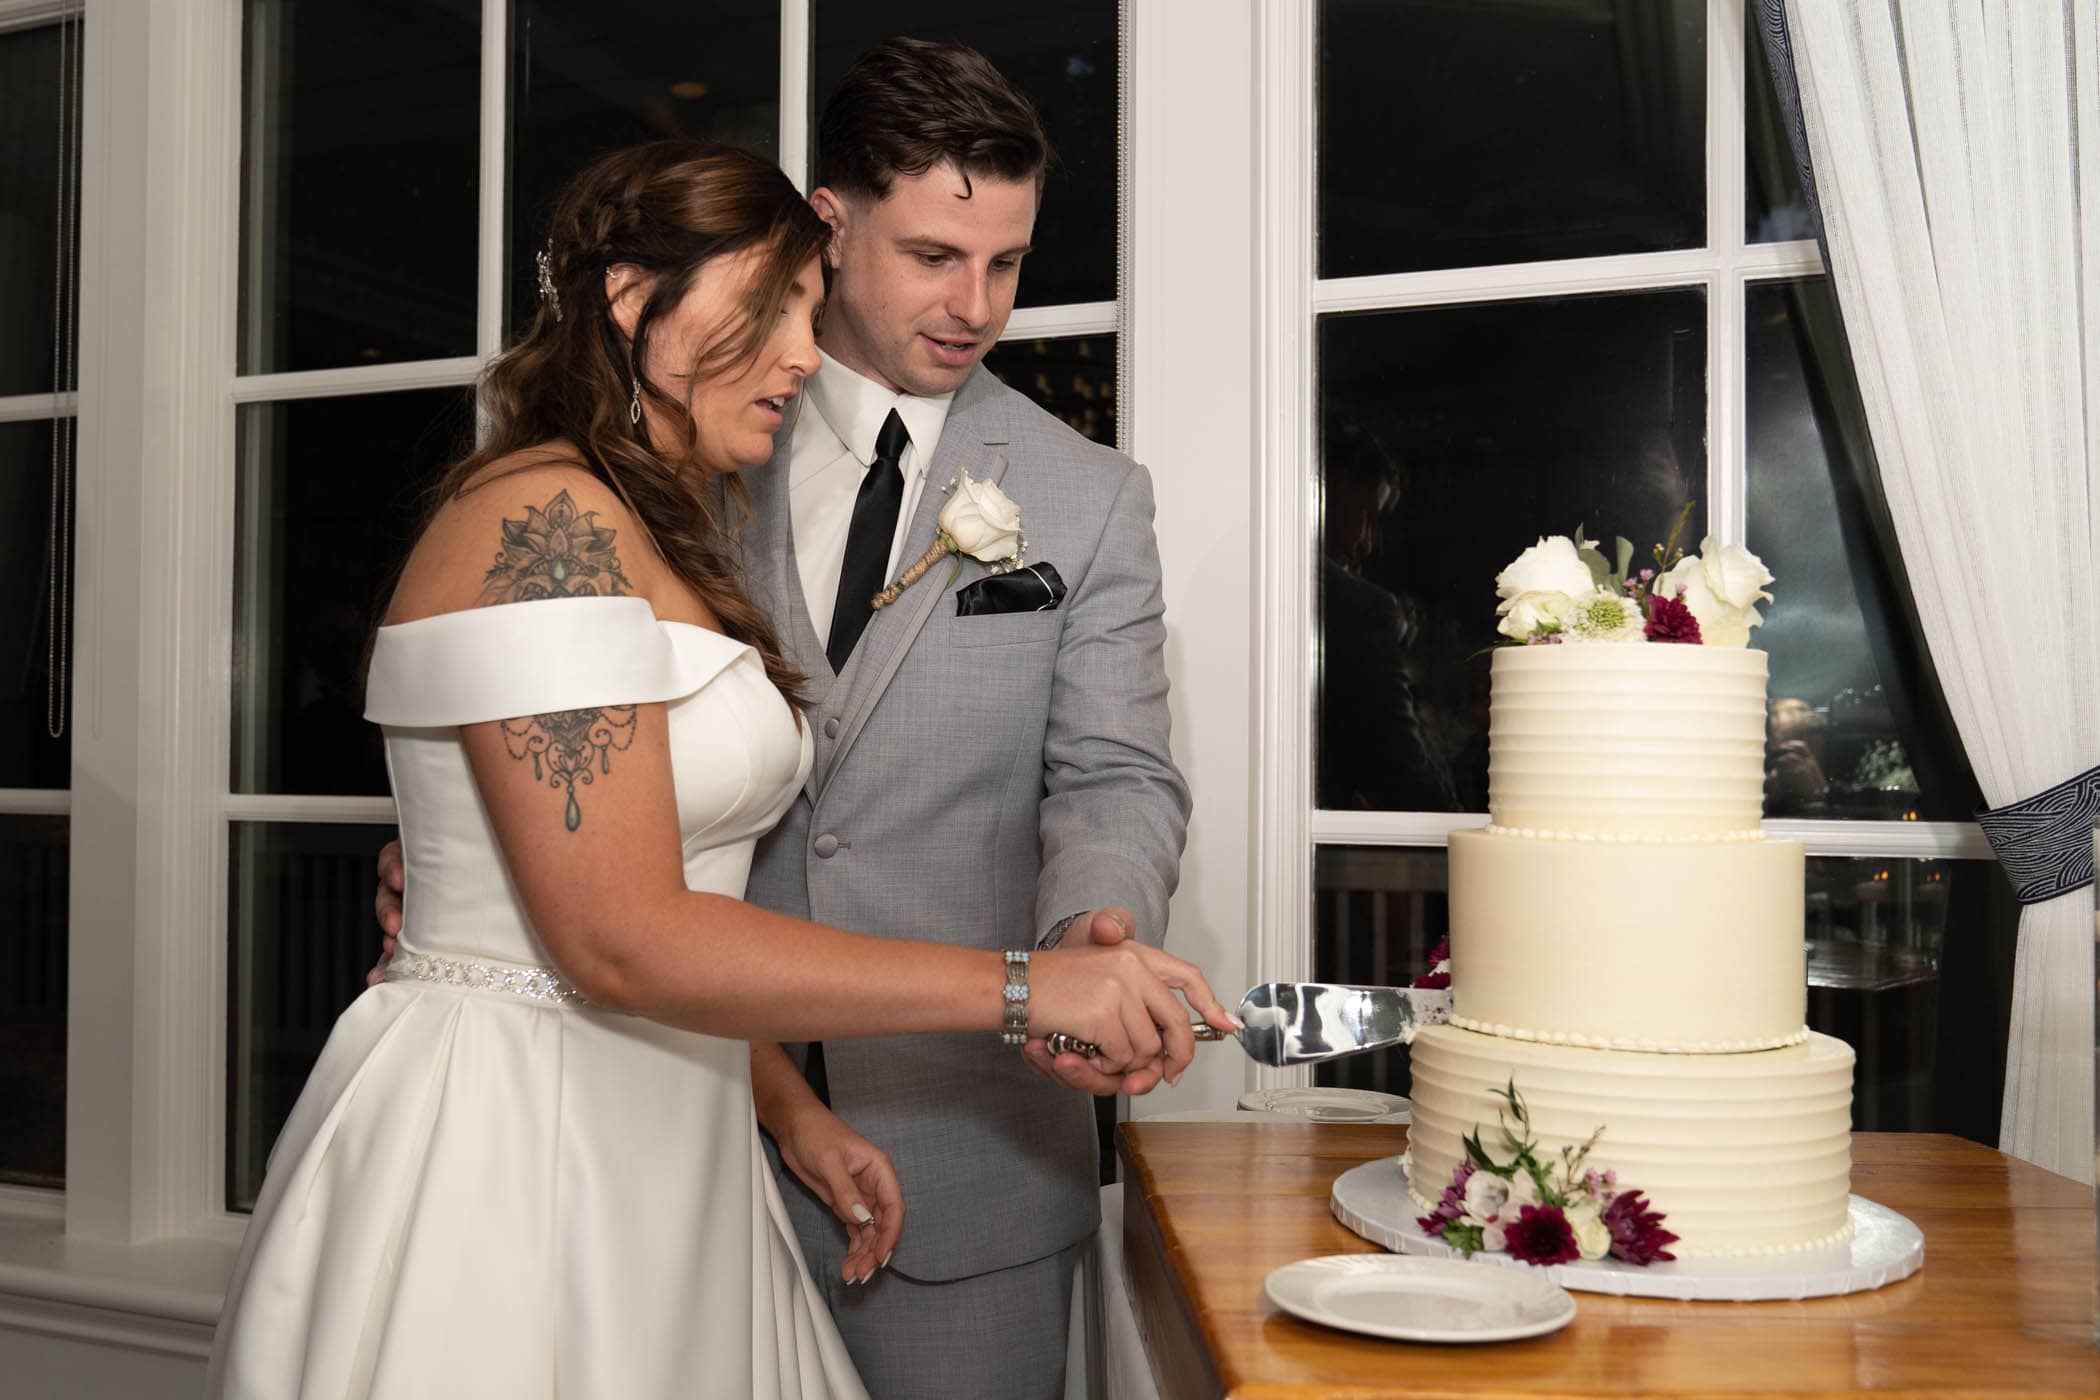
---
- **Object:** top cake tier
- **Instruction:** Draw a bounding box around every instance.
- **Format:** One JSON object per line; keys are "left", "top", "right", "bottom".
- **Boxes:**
{"left": 1488, "top": 644, "right": 1768, "bottom": 838}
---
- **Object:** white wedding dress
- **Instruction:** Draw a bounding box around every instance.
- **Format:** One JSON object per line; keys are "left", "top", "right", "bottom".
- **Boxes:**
{"left": 208, "top": 596, "right": 865, "bottom": 1400}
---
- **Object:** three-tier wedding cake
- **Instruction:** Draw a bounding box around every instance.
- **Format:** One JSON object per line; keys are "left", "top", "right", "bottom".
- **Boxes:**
{"left": 1401, "top": 530, "right": 1855, "bottom": 1261}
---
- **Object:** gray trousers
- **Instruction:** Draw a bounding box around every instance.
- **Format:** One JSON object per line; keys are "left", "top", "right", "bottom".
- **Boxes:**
{"left": 780, "top": 1167, "right": 1080, "bottom": 1400}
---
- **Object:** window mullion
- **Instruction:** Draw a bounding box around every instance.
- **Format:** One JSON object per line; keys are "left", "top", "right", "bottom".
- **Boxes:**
{"left": 476, "top": 0, "right": 507, "bottom": 368}
{"left": 1709, "top": 0, "right": 1750, "bottom": 544}
{"left": 779, "top": 0, "right": 810, "bottom": 190}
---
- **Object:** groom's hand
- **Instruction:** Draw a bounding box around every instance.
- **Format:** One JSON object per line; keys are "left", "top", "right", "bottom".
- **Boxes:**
{"left": 367, "top": 839, "right": 406, "bottom": 987}
{"left": 1022, "top": 907, "right": 1173, "bottom": 1095}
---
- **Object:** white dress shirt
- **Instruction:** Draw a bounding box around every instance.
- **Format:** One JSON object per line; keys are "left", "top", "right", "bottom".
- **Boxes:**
{"left": 789, "top": 349, "right": 955, "bottom": 646}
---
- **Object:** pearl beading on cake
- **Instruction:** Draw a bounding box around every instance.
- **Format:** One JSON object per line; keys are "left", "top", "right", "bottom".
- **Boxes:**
{"left": 1447, "top": 1014, "right": 1812, "bottom": 1055}
{"left": 386, "top": 952, "right": 585, "bottom": 1006}
{"left": 1483, "top": 824, "right": 1767, "bottom": 844}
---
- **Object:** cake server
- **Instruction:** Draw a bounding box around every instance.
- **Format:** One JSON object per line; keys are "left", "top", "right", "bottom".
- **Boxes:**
{"left": 1044, "top": 981, "right": 1453, "bottom": 1068}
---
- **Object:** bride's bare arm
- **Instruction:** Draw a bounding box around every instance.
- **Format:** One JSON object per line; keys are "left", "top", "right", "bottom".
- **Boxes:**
{"left": 392, "top": 460, "right": 1231, "bottom": 1073}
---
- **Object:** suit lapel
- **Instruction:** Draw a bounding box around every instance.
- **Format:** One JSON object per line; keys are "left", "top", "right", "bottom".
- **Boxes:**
{"left": 743, "top": 409, "right": 833, "bottom": 706}
{"left": 816, "top": 368, "right": 1012, "bottom": 802}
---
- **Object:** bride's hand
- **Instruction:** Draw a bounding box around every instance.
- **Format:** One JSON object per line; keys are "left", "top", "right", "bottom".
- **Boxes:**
{"left": 1027, "top": 944, "right": 1237, "bottom": 1089}
{"left": 769, "top": 1101, "right": 903, "bottom": 1286}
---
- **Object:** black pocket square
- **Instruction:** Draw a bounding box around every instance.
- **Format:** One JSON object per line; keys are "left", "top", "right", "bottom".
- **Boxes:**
{"left": 955, "top": 562, "right": 1066, "bottom": 616}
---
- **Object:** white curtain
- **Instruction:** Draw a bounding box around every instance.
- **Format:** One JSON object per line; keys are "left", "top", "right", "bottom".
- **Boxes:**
{"left": 1783, "top": 0, "right": 2100, "bottom": 1182}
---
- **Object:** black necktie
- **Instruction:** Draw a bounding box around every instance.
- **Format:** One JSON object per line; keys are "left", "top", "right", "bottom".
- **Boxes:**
{"left": 826, "top": 409, "right": 911, "bottom": 672}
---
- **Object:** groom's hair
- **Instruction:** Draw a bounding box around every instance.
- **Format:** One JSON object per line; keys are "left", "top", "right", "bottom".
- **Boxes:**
{"left": 815, "top": 37, "right": 1052, "bottom": 202}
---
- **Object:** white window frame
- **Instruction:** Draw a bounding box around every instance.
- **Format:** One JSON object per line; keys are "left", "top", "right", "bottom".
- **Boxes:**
{"left": 1250, "top": 0, "right": 1994, "bottom": 1090}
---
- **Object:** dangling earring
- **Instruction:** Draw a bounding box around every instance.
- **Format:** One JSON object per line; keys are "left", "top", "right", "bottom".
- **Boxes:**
{"left": 629, "top": 376, "right": 642, "bottom": 425}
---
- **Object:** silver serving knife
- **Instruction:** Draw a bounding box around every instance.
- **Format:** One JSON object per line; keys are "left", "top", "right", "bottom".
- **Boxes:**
{"left": 1044, "top": 981, "right": 1453, "bottom": 1068}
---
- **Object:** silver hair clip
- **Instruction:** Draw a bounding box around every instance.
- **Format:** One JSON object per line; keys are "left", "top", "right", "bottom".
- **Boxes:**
{"left": 535, "top": 243, "right": 562, "bottom": 321}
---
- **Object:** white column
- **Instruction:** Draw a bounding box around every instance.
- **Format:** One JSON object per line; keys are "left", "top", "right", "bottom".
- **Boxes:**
{"left": 1127, "top": 0, "right": 1260, "bottom": 1110}
{"left": 67, "top": 0, "right": 240, "bottom": 1245}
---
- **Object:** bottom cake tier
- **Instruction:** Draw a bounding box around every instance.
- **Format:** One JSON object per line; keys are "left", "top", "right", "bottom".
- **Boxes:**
{"left": 1405, "top": 1024, "right": 1855, "bottom": 1258}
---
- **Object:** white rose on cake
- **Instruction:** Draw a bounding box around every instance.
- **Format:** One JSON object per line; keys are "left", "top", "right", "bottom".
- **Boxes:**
{"left": 1494, "top": 536, "right": 1594, "bottom": 642}
{"left": 1461, "top": 1170, "right": 1511, "bottom": 1224}
{"left": 1565, "top": 1203, "right": 1613, "bottom": 1261}
{"left": 1656, "top": 537, "right": 1774, "bottom": 647}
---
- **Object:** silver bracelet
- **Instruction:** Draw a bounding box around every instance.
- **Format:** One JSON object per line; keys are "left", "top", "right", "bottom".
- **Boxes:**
{"left": 1000, "top": 950, "right": 1031, "bottom": 1047}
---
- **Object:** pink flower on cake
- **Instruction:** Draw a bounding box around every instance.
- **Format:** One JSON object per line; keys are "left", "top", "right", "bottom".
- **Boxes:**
{"left": 1602, "top": 1190, "right": 1680, "bottom": 1265}
{"left": 1642, "top": 589, "right": 1703, "bottom": 644}
{"left": 1503, "top": 1205, "right": 1581, "bottom": 1267}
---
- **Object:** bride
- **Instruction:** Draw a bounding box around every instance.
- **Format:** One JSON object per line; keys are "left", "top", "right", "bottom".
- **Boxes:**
{"left": 206, "top": 141, "right": 1227, "bottom": 1400}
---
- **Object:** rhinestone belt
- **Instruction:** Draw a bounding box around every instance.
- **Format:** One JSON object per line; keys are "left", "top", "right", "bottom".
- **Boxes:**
{"left": 385, "top": 951, "right": 586, "bottom": 1007}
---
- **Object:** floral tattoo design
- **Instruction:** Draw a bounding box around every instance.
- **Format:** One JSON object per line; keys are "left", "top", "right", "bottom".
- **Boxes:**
{"left": 478, "top": 489, "right": 633, "bottom": 605}
{"left": 481, "top": 490, "right": 639, "bottom": 830}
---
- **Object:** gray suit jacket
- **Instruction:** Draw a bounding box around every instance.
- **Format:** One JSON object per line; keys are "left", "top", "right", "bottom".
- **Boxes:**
{"left": 739, "top": 365, "right": 1190, "bottom": 1281}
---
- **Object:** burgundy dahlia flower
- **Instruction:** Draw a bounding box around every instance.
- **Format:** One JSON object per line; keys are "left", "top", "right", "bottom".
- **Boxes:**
{"left": 1602, "top": 1190, "right": 1679, "bottom": 1265}
{"left": 1413, "top": 969, "right": 1451, "bottom": 990}
{"left": 1503, "top": 1204, "right": 1581, "bottom": 1267}
{"left": 1643, "top": 590, "right": 1703, "bottom": 644}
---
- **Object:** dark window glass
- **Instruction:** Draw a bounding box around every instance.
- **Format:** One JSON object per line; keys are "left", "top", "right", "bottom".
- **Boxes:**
{"left": 1746, "top": 13, "right": 1814, "bottom": 243}
{"left": 1315, "top": 290, "right": 1708, "bottom": 812}
{"left": 1317, "top": 0, "right": 1705, "bottom": 279}
{"left": 1312, "top": 844, "right": 1447, "bottom": 1100}
{"left": 1747, "top": 277, "right": 1981, "bottom": 821}
{"left": 239, "top": 0, "right": 482, "bottom": 373}
{"left": 506, "top": 0, "right": 780, "bottom": 335}
{"left": 0, "top": 21, "right": 81, "bottom": 397}
{"left": 232, "top": 388, "right": 476, "bottom": 796}
{"left": 1804, "top": 855, "right": 2016, "bottom": 1137}
{"left": 0, "top": 815, "right": 66, "bottom": 1187}
{"left": 1311, "top": 845, "right": 2019, "bottom": 1142}
{"left": 0, "top": 418, "right": 73, "bottom": 789}
{"left": 812, "top": 2, "right": 1117, "bottom": 308}
{"left": 982, "top": 332, "right": 1115, "bottom": 445}
{"left": 227, "top": 821, "right": 394, "bottom": 1211}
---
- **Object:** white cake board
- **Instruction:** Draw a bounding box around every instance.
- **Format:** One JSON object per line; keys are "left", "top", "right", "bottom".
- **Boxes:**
{"left": 1330, "top": 1158, "right": 1923, "bottom": 1302}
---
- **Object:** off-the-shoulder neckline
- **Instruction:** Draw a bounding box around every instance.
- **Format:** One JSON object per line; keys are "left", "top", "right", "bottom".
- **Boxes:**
{"left": 376, "top": 595, "right": 747, "bottom": 650}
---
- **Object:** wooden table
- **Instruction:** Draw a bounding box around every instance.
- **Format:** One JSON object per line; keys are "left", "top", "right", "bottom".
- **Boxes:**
{"left": 1117, "top": 1123, "right": 2100, "bottom": 1399}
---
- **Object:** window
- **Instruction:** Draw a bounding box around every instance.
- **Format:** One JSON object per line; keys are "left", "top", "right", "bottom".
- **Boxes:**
{"left": 1291, "top": 0, "right": 2015, "bottom": 1139}
{"left": 223, "top": 0, "right": 1130, "bottom": 1209}
{"left": 0, "top": 9, "right": 79, "bottom": 1190}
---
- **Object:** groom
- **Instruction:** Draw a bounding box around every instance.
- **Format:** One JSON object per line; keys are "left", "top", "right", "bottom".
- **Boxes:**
{"left": 375, "top": 37, "right": 1186, "bottom": 1400}
{"left": 738, "top": 38, "right": 1186, "bottom": 1398}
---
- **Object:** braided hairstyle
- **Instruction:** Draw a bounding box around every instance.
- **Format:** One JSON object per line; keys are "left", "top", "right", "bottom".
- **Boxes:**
{"left": 430, "top": 140, "right": 826, "bottom": 705}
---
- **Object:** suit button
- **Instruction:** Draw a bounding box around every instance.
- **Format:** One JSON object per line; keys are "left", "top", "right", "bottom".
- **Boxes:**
{"left": 822, "top": 717, "right": 840, "bottom": 739}
{"left": 813, "top": 834, "right": 839, "bottom": 858}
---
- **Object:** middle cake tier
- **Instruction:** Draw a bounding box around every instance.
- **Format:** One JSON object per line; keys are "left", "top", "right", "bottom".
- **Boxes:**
{"left": 1449, "top": 826, "right": 1807, "bottom": 1053}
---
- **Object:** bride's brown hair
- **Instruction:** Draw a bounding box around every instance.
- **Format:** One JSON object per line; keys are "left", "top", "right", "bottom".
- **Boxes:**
{"left": 431, "top": 140, "right": 825, "bottom": 704}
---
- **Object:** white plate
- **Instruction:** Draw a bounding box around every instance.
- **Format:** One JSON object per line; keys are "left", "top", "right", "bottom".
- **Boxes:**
{"left": 1264, "top": 1254, "right": 1576, "bottom": 1344}
{"left": 1237, "top": 1087, "right": 1410, "bottom": 1123}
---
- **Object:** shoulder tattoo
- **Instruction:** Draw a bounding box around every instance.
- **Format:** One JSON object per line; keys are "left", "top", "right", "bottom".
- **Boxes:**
{"left": 477, "top": 488, "right": 634, "bottom": 605}
{"left": 481, "top": 490, "right": 639, "bottom": 830}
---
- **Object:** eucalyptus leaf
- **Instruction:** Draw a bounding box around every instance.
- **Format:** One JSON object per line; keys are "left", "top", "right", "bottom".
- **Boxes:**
{"left": 1576, "top": 546, "right": 1612, "bottom": 589}
{"left": 1614, "top": 536, "right": 1635, "bottom": 583}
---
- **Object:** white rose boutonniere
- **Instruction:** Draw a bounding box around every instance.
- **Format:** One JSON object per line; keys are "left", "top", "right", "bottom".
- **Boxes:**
{"left": 871, "top": 468, "right": 1026, "bottom": 610}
